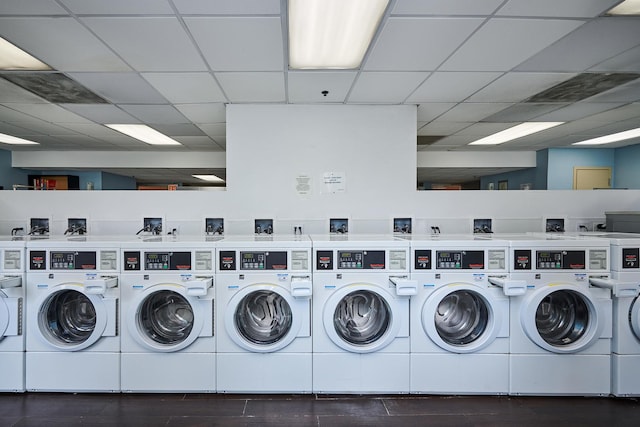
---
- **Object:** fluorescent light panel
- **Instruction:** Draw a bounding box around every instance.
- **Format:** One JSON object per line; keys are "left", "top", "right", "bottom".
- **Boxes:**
{"left": 469, "top": 122, "right": 564, "bottom": 145}
{"left": 192, "top": 174, "right": 225, "bottom": 183}
{"left": 0, "top": 133, "right": 40, "bottom": 145}
{"left": 106, "top": 124, "right": 182, "bottom": 146}
{"left": 289, "top": 0, "right": 389, "bottom": 69}
{"left": 607, "top": 0, "right": 640, "bottom": 15}
{"left": 0, "top": 37, "right": 51, "bottom": 70}
{"left": 572, "top": 127, "right": 640, "bottom": 145}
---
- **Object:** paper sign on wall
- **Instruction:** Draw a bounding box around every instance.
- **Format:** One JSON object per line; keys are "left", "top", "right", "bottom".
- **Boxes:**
{"left": 322, "top": 172, "right": 346, "bottom": 194}
{"left": 295, "top": 174, "right": 312, "bottom": 196}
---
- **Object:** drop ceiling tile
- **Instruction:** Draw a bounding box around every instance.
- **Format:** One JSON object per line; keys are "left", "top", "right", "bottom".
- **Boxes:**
{"left": 496, "top": 0, "right": 619, "bottom": 17}
{"left": 534, "top": 102, "right": 623, "bottom": 121}
{"left": 481, "top": 103, "right": 566, "bottom": 122}
{"left": 455, "top": 122, "right": 515, "bottom": 136}
{"left": 364, "top": 18, "right": 484, "bottom": 71}
{"left": 172, "top": 0, "right": 280, "bottom": 14}
{"left": 141, "top": 73, "right": 226, "bottom": 104}
{"left": 215, "top": 72, "right": 285, "bottom": 102}
{"left": 175, "top": 104, "right": 226, "bottom": 124}
{"left": 418, "top": 122, "right": 474, "bottom": 135}
{"left": 407, "top": 72, "right": 501, "bottom": 103}
{"left": 436, "top": 103, "right": 513, "bottom": 122}
{"left": 392, "top": 0, "right": 504, "bottom": 15}
{"left": 468, "top": 72, "right": 577, "bottom": 102}
{"left": 212, "top": 136, "right": 226, "bottom": 148}
{"left": 185, "top": 17, "right": 284, "bottom": 71}
{"left": 68, "top": 73, "right": 168, "bottom": 104}
{"left": 8, "top": 120, "right": 81, "bottom": 136}
{"left": 288, "top": 72, "right": 358, "bottom": 103}
{"left": 60, "top": 104, "right": 140, "bottom": 124}
{"left": 0, "top": 0, "right": 66, "bottom": 14}
{"left": 119, "top": 105, "right": 189, "bottom": 124}
{"left": 348, "top": 72, "right": 429, "bottom": 103}
{"left": 517, "top": 18, "right": 640, "bottom": 72}
{"left": 172, "top": 136, "right": 218, "bottom": 146}
{"left": 591, "top": 45, "right": 640, "bottom": 72}
{"left": 6, "top": 103, "right": 93, "bottom": 123}
{"left": 441, "top": 18, "right": 584, "bottom": 71}
{"left": 197, "top": 124, "right": 226, "bottom": 137}
{"left": 416, "top": 103, "right": 456, "bottom": 122}
{"left": 152, "top": 124, "right": 205, "bottom": 137}
{"left": 82, "top": 17, "right": 207, "bottom": 72}
{"left": 0, "top": 122, "right": 43, "bottom": 136}
{"left": 0, "top": 79, "right": 49, "bottom": 103}
{"left": 584, "top": 78, "right": 640, "bottom": 103}
{"left": 0, "top": 18, "right": 131, "bottom": 72}
{"left": 59, "top": 0, "right": 174, "bottom": 14}
{"left": 576, "top": 103, "right": 640, "bottom": 123}
{"left": 0, "top": 105, "right": 45, "bottom": 123}
{"left": 427, "top": 135, "right": 478, "bottom": 146}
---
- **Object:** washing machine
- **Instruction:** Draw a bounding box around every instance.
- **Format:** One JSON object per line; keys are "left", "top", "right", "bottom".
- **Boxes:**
{"left": 25, "top": 236, "right": 120, "bottom": 392}
{"left": 0, "top": 236, "right": 26, "bottom": 392}
{"left": 216, "top": 235, "right": 312, "bottom": 393}
{"left": 120, "top": 236, "right": 217, "bottom": 392}
{"left": 311, "top": 234, "right": 417, "bottom": 393}
{"left": 407, "top": 234, "right": 518, "bottom": 395}
{"left": 506, "top": 235, "right": 612, "bottom": 396}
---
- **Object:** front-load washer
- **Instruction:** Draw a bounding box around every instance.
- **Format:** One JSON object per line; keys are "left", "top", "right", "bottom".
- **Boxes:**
{"left": 506, "top": 235, "right": 612, "bottom": 396}
{"left": 120, "top": 236, "right": 216, "bottom": 392}
{"left": 26, "top": 237, "right": 120, "bottom": 392}
{"left": 311, "top": 234, "right": 416, "bottom": 393}
{"left": 216, "top": 235, "right": 312, "bottom": 393}
{"left": 0, "top": 236, "right": 26, "bottom": 392}
{"left": 407, "top": 235, "right": 515, "bottom": 394}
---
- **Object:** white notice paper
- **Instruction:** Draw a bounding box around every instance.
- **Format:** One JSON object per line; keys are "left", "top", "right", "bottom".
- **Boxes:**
{"left": 322, "top": 172, "right": 346, "bottom": 194}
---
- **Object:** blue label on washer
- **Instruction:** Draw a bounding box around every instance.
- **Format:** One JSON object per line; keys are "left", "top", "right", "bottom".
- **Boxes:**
{"left": 228, "top": 285, "right": 239, "bottom": 289}
{"left": 37, "top": 283, "right": 48, "bottom": 288}
{"left": 423, "top": 283, "right": 435, "bottom": 288}
{"left": 132, "top": 284, "right": 143, "bottom": 289}
{"left": 324, "top": 285, "right": 336, "bottom": 289}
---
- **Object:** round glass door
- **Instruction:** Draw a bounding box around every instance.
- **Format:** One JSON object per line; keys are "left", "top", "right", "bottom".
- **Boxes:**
{"left": 235, "top": 290, "right": 293, "bottom": 345}
{"left": 137, "top": 290, "right": 194, "bottom": 346}
{"left": 434, "top": 290, "right": 489, "bottom": 346}
{"left": 629, "top": 296, "right": 640, "bottom": 341}
{"left": 333, "top": 290, "right": 391, "bottom": 346}
{"left": 0, "top": 296, "right": 9, "bottom": 339}
{"left": 39, "top": 290, "right": 96, "bottom": 345}
{"left": 535, "top": 290, "right": 589, "bottom": 347}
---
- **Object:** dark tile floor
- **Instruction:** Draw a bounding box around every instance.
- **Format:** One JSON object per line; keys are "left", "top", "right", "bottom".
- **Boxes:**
{"left": 1, "top": 393, "right": 639, "bottom": 427}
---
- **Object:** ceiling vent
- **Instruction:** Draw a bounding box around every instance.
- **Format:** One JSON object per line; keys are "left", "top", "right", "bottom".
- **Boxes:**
{"left": 525, "top": 72, "right": 640, "bottom": 103}
{"left": 0, "top": 72, "right": 108, "bottom": 104}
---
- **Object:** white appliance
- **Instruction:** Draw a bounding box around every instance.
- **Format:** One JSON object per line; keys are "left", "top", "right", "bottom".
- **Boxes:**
{"left": 408, "top": 235, "right": 515, "bottom": 394}
{"left": 506, "top": 235, "right": 612, "bottom": 396}
{"left": 0, "top": 236, "right": 26, "bottom": 392}
{"left": 580, "top": 233, "right": 640, "bottom": 396}
{"left": 216, "top": 235, "right": 312, "bottom": 393}
{"left": 311, "top": 235, "right": 416, "bottom": 393}
{"left": 120, "top": 236, "right": 216, "bottom": 392}
{"left": 25, "top": 237, "right": 120, "bottom": 392}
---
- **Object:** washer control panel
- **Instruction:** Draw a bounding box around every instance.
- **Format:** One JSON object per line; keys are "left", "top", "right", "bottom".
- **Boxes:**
{"left": 435, "top": 250, "right": 484, "bottom": 270}
{"left": 50, "top": 251, "right": 97, "bottom": 270}
{"left": 219, "top": 251, "right": 289, "bottom": 271}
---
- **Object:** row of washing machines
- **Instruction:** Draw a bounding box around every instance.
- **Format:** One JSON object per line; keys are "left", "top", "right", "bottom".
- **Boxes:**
{"left": 1, "top": 233, "right": 639, "bottom": 396}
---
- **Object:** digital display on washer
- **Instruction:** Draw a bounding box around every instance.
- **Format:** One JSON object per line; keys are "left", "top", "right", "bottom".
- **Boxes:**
{"left": 536, "top": 250, "right": 585, "bottom": 270}
{"left": 338, "top": 250, "right": 385, "bottom": 269}
{"left": 514, "top": 250, "right": 532, "bottom": 270}
{"left": 29, "top": 250, "right": 46, "bottom": 270}
{"left": 145, "top": 252, "right": 191, "bottom": 270}
{"left": 414, "top": 250, "right": 432, "bottom": 270}
{"left": 316, "top": 251, "right": 333, "bottom": 270}
{"left": 622, "top": 248, "right": 639, "bottom": 269}
{"left": 50, "top": 251, "right": 97, "bottom": 270}
{"left": 240, "top": 251, "right": 287, "bottom": 270}
{"left": 435, "top": 250, "right": 484, "bottom": 269}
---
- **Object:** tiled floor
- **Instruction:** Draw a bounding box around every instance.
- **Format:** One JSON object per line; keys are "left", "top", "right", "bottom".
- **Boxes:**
{"left": 1, "top": 393, "right": 639, "bottom": 426}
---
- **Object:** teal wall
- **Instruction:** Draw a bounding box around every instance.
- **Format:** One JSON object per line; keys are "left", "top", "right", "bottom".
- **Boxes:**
{"left": 546, "top": 148, "right": 615, "bottom": 190}
{"left": 0, "top": 149, "right": 29, "bottom": 190}
{"left": 481, "top": 168, "right": 536, "bottom": 190}
{"left": 614, "top": 144, "right": 640, "bottom": 189}
{"left": 102, "top": 171, "right": 136, "bottom": 190}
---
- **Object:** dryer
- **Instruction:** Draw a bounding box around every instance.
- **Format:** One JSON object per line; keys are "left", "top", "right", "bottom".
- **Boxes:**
{"left": 120, "top": 236, "right": 216, "bottom": 392}
{"left": 506, "top": 235, "right": 612, "bottom": 396}
{"left": 408, "top": 235, "right": 515, "bottom": 394}
{"left": 216, "top": 235, "right": 312, "bottom": 393}
{"left": 311, "top": 235, "right": 416, "bottom": 393}
{"left": 25, "top": 237, "right": 120, "bottom": 392}
{"left": 0, "top": 236, "right": 26, "bottom": 392}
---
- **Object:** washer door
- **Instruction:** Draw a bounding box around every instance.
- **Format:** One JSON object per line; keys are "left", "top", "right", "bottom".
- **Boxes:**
{"left": 324, "top": 284, "right": 402, "bottom": 353}
{"left": 422, "top": 284, "right": 504, "bottom": 353}
{"left": 521, "top": 284, "right": 604, "bottom": 353}
{"left": 629, "top": 296, "right": 640, "bottom": 341}
{"left": 37, "top": 284, "right": 108, "bottom": 351}
{"left": 225, "top": 284, "right": 304, "bottom": 352}
{"left": 0, "top": 293, "right": 9, "bottom": 339}
{"left": 128, "top": 284, "right": 206, "bottom": 352}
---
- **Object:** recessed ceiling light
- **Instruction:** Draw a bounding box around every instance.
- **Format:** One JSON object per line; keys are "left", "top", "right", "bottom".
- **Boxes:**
{"left": 105, "top": 124, "right": 182, "bottom": 146}
{"left": 288, "top": 0, "right": 389, "bottom": 69}
{"left": 607, "top": 0, "right": 640, "bottom": 15}
{"left": 0, "top": 37, "right": 51, "bottom": 70}
{"left": 0, "top": 133, "right": 40, "bottom": 145}
{"left": 192, "top": 174, "right": 225, "bottom": 183}
{"left": 469, "top": 122, "right": 564, "bottom": 145}
{"left": 572, "top": 127, "right": 640, "bottom": 146}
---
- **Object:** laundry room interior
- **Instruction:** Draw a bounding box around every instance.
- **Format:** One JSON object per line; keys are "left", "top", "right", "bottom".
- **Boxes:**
{"left": 2, "top": 1, "right": 640, "bottom": 426}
